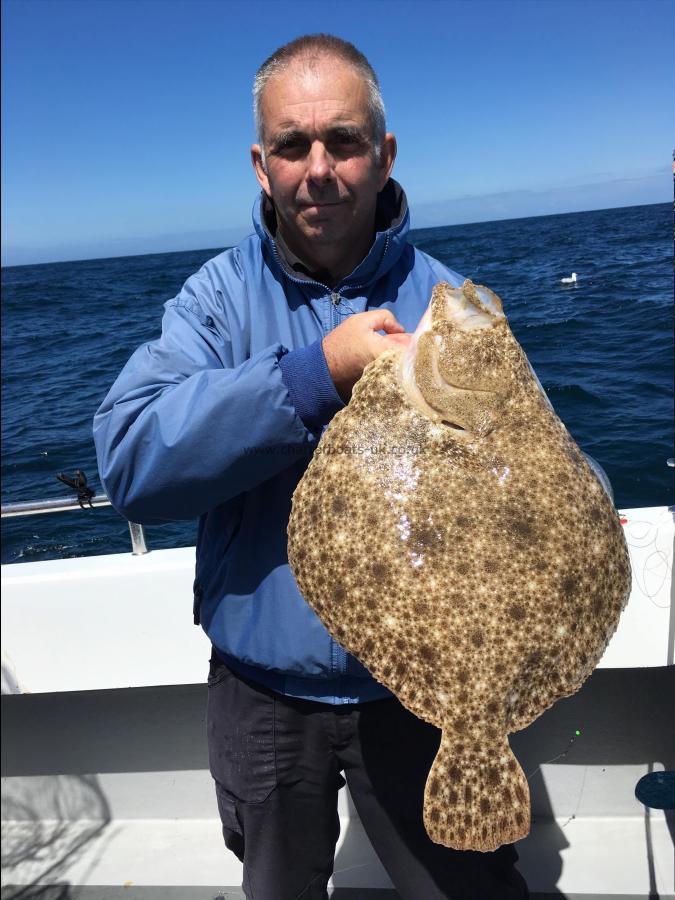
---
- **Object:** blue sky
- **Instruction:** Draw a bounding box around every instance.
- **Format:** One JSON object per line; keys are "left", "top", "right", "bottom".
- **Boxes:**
{"left": 2, "top": 0, "right": 672, "bottom": 265}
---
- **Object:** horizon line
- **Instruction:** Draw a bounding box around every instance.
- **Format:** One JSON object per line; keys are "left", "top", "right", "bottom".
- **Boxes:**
{"left": 1, "top": 199, "right": 668, "bottom": 270}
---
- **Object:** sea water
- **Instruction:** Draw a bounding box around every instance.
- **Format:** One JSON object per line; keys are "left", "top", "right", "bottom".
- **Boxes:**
{"left": 1, "top": 202, "right": 672, "bottom": 564}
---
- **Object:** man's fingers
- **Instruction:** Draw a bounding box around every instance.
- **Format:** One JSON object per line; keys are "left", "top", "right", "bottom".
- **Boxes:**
{"left": 363, "top": 309, "right": 405, "bottom": 333}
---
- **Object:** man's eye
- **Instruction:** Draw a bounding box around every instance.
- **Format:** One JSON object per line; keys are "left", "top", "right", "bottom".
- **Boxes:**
{"left": 273, "top": 138, "right": 307, "bottom": 154}
{"left": 330, "top": 134, "right": 367, "bottom": 153}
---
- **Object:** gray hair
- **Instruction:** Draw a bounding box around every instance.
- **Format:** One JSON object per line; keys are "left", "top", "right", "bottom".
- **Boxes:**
{"left": 253, "top": 34, "right": 386, "bottom": 164}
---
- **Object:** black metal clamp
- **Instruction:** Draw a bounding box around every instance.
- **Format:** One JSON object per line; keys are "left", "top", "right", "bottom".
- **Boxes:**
{"left": 56, "top": 470, "right": 96, "bottom": 509}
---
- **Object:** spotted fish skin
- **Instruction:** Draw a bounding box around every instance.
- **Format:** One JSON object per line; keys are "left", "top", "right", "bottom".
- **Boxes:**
{"left": 287, "top": 280, "right": 632, "bottom": 852}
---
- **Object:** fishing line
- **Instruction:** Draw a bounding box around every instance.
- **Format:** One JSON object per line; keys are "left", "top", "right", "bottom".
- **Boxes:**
{"left": 525, "top": 729, "right": 581, "bottom": 781}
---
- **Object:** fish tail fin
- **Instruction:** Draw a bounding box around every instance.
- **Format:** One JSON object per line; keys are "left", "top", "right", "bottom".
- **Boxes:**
{"left": 423, "top": 729, "right": 530, "bottom": 852}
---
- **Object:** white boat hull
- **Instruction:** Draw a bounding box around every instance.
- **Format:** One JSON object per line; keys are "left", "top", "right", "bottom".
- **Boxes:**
{"left": 2, "top": 506, "right": 674, "bottom": 897}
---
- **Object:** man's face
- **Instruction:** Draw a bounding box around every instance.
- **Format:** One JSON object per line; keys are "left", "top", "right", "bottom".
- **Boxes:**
{"left": 252, "top": 56, "right": 395, "bottom": 261}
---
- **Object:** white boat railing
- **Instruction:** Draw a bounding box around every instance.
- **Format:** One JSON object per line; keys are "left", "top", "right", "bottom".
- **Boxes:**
{"left": 1, "top": 494, "right": 111, "bottom": 516}
{"left": 1, "top": 493, "right": 149, "bottom": 555}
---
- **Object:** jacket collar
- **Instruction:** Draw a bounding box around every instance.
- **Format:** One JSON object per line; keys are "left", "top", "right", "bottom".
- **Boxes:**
{"left": 253, "top": 178, "right": 410, "bottom": 291}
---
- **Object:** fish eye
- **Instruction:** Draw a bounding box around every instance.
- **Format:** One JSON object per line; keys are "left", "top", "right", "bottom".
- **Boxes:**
{"left": 440, "top": 420, "right": 467, "bottom": 432}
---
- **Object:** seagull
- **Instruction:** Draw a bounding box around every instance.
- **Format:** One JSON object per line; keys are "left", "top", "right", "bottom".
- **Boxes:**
{"left": 561, "top": 272, "right": 577, "bottom": 284}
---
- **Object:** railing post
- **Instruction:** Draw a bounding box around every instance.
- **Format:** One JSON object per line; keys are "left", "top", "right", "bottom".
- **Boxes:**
{"left": 128, "top": 522, "right": 149, "bottom": 556}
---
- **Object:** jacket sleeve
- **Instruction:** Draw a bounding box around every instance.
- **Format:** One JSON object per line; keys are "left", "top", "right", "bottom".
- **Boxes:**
{"left": 93, "top": 261, "right": 320, "bottom": 524}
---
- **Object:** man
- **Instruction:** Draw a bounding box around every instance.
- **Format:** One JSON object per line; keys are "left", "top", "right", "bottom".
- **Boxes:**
{"left": 94, "top": 34, "right": 530, "bottom": 900}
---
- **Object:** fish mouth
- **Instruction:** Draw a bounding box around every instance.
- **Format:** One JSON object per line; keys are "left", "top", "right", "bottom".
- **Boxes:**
{"left": 424, "top": 280, "right": 505, "bottom": 334}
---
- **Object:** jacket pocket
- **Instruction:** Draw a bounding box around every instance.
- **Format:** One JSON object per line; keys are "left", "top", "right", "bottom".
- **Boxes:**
{"left": 194, "top": 497, "right": 245, "bottom": 626}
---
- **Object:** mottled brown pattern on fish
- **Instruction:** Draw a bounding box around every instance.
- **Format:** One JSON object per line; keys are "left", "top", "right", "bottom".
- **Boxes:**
{"left": 287, "top": 280, "right": 631, "bottom": 853}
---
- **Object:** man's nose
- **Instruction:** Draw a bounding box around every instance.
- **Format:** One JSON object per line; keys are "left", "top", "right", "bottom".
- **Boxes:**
{"left": 307, "top": 141, "right": 334, "bottom": 182}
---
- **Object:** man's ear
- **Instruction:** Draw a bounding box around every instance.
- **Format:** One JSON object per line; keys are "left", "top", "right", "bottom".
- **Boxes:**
{"left": 251, "top": 144, "right": 271, "bottom": 196}
{"left": 377, "top": 133, "right": 397, "bottom": 192}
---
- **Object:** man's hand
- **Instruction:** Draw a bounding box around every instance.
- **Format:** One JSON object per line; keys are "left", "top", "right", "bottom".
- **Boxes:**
{"left": 322, "top": 310, "right": 412, "bottom": 401}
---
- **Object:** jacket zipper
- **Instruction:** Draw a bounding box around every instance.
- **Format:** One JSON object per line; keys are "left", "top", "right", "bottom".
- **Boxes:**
{"left": 269, "top": 236, "right": 391, "bottom": 312}
{"left": 271, "top": 237, "right": 391, "bottom": 684}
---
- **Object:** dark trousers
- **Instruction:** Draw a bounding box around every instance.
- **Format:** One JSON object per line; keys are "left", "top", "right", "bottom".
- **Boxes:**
{"left": 207, "top": 655, "right": 530, "bottom": 900}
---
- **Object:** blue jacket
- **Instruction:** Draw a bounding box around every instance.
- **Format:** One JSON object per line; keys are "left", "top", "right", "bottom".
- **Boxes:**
{"left": 94, "top": 180, "right": 464, "bottom": 704}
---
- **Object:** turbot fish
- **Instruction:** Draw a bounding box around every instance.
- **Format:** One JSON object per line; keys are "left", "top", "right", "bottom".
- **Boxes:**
{"left": 287, "top": 280, "right": 631, "bottom": 853}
